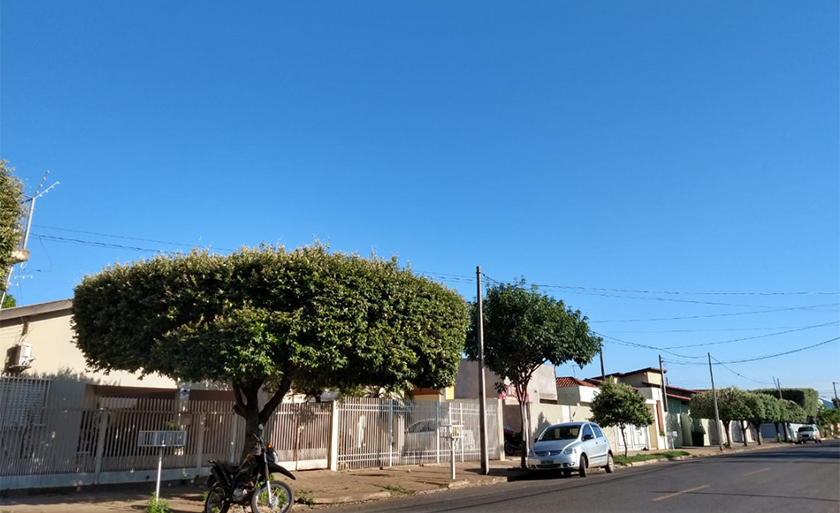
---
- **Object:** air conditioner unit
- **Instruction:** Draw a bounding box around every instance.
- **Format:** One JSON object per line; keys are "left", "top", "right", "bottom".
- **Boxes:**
{"left": 5, "top": 343, "right": 35, "bottom": 371}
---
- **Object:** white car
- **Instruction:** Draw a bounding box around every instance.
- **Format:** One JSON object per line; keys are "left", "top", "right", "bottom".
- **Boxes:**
{"left": 526, "top": 421, "right": 615, "bottom": 477}
{"left": 796, "top": 425, "right": 822, "bottom": 444}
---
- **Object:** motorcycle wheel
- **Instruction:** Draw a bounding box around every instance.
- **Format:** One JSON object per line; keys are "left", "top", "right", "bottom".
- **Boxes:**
{"left": 204, "top": 486, "right": 229, "bottom": 513}
{"left": 250, "top": 481, "right": 293, "bottom": 513}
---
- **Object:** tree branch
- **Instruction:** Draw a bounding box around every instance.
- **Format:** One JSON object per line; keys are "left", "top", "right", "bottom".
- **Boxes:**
{"left": 232, "top": 380, "right": 247, "bottom": 417}
{"left": 260, "top": 374, "right": 293, "bottom": 424}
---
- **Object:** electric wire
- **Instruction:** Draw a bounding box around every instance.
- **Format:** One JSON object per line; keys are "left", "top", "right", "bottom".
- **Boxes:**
{"left": 709, "top": 356, "right": 775, "bottom": 386}
{"left": 662, "top": 321, "right": 840, "bottom": 349}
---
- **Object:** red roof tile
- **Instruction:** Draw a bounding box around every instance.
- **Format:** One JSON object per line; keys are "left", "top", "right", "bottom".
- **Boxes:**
{"left": 555, "top": 377, "right": 598, "bottom": 388}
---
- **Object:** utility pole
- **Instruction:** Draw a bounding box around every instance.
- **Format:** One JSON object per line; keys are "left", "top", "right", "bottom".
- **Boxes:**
{"left": 774, "top": 377, "right": 788, "bottom": 442}
{"left": 708, "top": 353, "right": 723, "bottom": 451}
{"left": 599, "top": 345, "right": 606, "bottom": 381}
{"left": 659, "top": 355, "right": 669, "bottom": 450}
{"left": 0, "top": 172, "right": 58, "bottom": 312}
{"left": 833, "top": 382, "right": 838, "bottom": 407}
{"left": 475, "top": 266, "right": 489, "bottom": 474}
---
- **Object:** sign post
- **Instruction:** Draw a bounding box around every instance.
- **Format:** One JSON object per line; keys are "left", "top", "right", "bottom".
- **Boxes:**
{"left": 138, "top": 430, "right": 187, "bottom": 504}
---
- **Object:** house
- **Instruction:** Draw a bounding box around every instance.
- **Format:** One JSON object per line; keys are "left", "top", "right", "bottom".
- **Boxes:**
{"left": 0, "top": 298, "right": 232, "bottom": 406}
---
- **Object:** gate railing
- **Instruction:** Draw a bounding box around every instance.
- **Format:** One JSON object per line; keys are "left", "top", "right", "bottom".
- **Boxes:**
{"left": 1, "top": 377, "right": 500, "bottom": 490}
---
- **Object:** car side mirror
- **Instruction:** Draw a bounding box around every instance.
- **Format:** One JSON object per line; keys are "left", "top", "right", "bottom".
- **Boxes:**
{"left": 582, "top": 434, "right": 594, "bottom": 441}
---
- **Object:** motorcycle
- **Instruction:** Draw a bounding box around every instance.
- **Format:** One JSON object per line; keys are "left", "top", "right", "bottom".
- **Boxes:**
{"left": 205, "top": 424, "right": 296, "bottom": 513}
{"left": 503, "top": 427, "right": 523, "bottom": 456}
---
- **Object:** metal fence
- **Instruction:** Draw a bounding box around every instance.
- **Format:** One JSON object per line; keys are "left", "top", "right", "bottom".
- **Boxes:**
{"left": 336, "top": 397, "right": 499, "bottom": 470}
{"left": 1, "top": 375, "right": 500, "bottom": 490}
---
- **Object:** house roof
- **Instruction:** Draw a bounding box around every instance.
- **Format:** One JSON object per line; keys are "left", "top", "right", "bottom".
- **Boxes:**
{"left": 555, "top": 377, "right": 598, "bottom": 388}
{"left": 583, "top": 377, "right": 639, "bottom": 392}
{"left": 589, "top": 367, "right": 662, "bottom": 380}
{"left": 0, "top": 298, "right": 72, "bottom": 321}
{"left": 667, "top": 392, "right": 692, "bottom": 402}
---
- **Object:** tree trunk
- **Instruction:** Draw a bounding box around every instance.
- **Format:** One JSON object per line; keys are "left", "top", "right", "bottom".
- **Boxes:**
{"left": 722, "top": 420, "right": 732, "bottom": 448}
{"left": 751, "top": 421, "right": 763, "bottom": 445}
{"left": 620, "top": 426, "right": 629, "bottom": 458}
{"left": 739, "top": 421, "right": 748, "bottom": 446}
{"left": 773, "top": 422, "right": 780, "bottom": 442}
{"left": 232, "top": 376, "right": 293, "bottom": 461}
{"left": 517, "top": 386, "right": 529, "bottom": 469}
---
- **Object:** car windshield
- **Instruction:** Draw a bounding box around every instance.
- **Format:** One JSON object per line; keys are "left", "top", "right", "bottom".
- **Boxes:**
{"left": 540, "top": 425, "right": 580, "bottom": 441}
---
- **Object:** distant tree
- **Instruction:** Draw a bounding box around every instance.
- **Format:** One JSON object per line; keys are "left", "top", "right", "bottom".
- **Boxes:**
{"left": 816, "top": 404, "right": 840, "bottom": 437}
{"left": 690, "top": 387, "right": 750, "bottom": 448}
{"left": 465, "top": 280, "right": 601, "bottom": 468}
{"left": 754, "top": 388, "right": 819, "bottom": 421}
{"left": 590, "top": 381, "right": 654, "bottom": 457}
{"left": 2, "top": 293, "right": 16, "bottom": 309}
{"left": 780, "top": 398, "right": 807, "bottom": 424}
{"left": 0, "top": 160, "right": 26, "bottom": 295}
{"left": 743, "top": 392, "right": 780, "bottom": 445}
{"left": 73, "top": 244, "right": 469, "bottom": 458}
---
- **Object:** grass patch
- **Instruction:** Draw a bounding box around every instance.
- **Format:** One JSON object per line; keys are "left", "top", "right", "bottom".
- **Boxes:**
{"left": 382, "top": 484, "right": 415, "bottom": 495}
{"left": 295, "top": 489, "right": 316, "bottom": 506}
{"left": 614, "top": 450, "right": 691, "bottom": 466}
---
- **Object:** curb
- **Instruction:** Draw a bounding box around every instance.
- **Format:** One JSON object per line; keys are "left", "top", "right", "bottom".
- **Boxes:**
{"left": 313, "top": 491, "right": 392, "bottom": 504}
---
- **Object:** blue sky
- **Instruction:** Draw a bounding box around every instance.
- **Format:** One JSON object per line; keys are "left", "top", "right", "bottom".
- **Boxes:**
{"left": 2, "top": 1, "right": 838, "bottom": 399}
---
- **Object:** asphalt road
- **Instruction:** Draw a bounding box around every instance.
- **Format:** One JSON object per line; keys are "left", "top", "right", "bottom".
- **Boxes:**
{"left": 325, "top": 440, "right": 840, "bottom": 513}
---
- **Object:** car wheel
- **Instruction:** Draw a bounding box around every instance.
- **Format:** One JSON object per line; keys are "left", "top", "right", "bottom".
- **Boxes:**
{"left": 605, "top": 453, "right": 615, "bottom": 473}
{"left": 579, "top": 455, "right": 588, "bottom": 478}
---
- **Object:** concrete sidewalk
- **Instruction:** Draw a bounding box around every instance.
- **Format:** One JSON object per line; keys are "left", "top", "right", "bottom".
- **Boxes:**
{"left": 0, "top": 442, "right": 794, "bottom": 513}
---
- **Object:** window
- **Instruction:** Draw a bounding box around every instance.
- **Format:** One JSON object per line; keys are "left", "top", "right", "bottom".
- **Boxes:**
{"left": 582, "top": 424, "right": 594, "bottom": 439}
{"left": 592, "top": 425, "right": 604, "bottom": 438}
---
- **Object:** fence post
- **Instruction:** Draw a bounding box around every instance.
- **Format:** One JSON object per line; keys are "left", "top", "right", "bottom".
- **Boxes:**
{"left": 388, "top": 400, "right": 393, "bottom": 468}
{"left": 195, "top": 413, "right": 206, "bottom": 478}
{"left": 497, "top": 399, "right": 505, "bottom": 460}
{"left": 435, "top": 402, "right": 441, "bottom": 464}
{"left": 93, "top": 409, "right": 109, "bottom": 484}
{"left": 329, "top": 400, "right": 339, "bottom": 471}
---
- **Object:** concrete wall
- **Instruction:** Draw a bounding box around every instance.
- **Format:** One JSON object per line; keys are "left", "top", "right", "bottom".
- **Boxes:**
{"left": 0, "top": 300, "right": 177, "bottom": 389}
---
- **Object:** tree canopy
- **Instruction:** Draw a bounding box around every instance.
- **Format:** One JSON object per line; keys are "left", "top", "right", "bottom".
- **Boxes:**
{"left": 0, "top": 160, "right": 26, "bottom": 293}
{"left": 742, "top": 392, "right": 780, "bottom": 445}
{"left": 754, "top": 388, "right": 819, "bottom": 420}
{"left": 590, "top": 381, "right": 653, "bottom": 457}
{"left": 465, "top": 279, "right": 601, "bottom": 466}
{"left": 73, "top": 244, "right": 469, "bottom": 455}
{"left": 690, "top": 387, "right": 752, "bottom": 447}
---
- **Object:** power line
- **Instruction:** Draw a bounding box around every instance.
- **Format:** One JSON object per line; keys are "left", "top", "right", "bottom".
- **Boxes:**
{"left": 31, "top": 234, "right": 236, "bottom": 254}
{"left": 662, "top": 337, "right": 840, "bottom": 366}
{"left": 590, "top": 303, "right": 840, "bottom": 323}
{"left": 709, "top": 356, "right": 775, "bottom": 386}
{"left": 722, "top": 337, "right": 840, "bottom": 364}
{"left": 33, "top": 224, "right": 224, "bottom": 249}
{"left": 532, "top": 283, "right": 838, "bottom": 296}
{"left": 662, "top": 321, "right": 840, "bottom": 349}
{"left": 594, "top": 331, "right": 704, "bottom": 360}
{"left": 606, "top": 324, "right": 833, "bottom": 333}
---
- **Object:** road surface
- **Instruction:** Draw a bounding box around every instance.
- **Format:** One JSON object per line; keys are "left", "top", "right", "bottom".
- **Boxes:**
{"left": 327, "top": 440, "right": 840, "bottom": 513}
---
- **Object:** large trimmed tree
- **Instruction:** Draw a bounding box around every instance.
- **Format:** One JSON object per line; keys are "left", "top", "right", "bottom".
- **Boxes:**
{"left": 72, "top": 244, "right": 469, "bottom": 457}
{"left": 743, "top": 392, "right": 780, "bottom": 445}
{"left": 689, "top": 387, "right": 751, "bottom": 448}
{"left": 1, "top": 160, "right": 26, "bottom": 295}
{"left": 590, "top": 381, "right": 654, "bottom": 457}
{"left": 465, "top": 280, "right": 602, "bottom": 468}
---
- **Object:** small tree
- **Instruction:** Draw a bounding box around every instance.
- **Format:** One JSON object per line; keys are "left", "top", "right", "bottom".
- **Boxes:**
{"left": 779, "top": 399, "right": 807, "bottom": 441}
{"left": 465, "top": 280, "right": 601, "bottom": 468}
{"left": 690, "top": 387, "right": 750, "bottom": 448}
{"left": 0, "top": 160, "right": 26, "bottom": 295}
{"left": 590, "top": 381, "right": 654, "bottom": 457}
{"left": 73, "top": 244, "right": 469, "bottom": 458}
{"left": 816, "top": 404, "right": 840, "bottom": 437}
{"left": 743, "top": 392, "right": 780, "bottom": 445}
